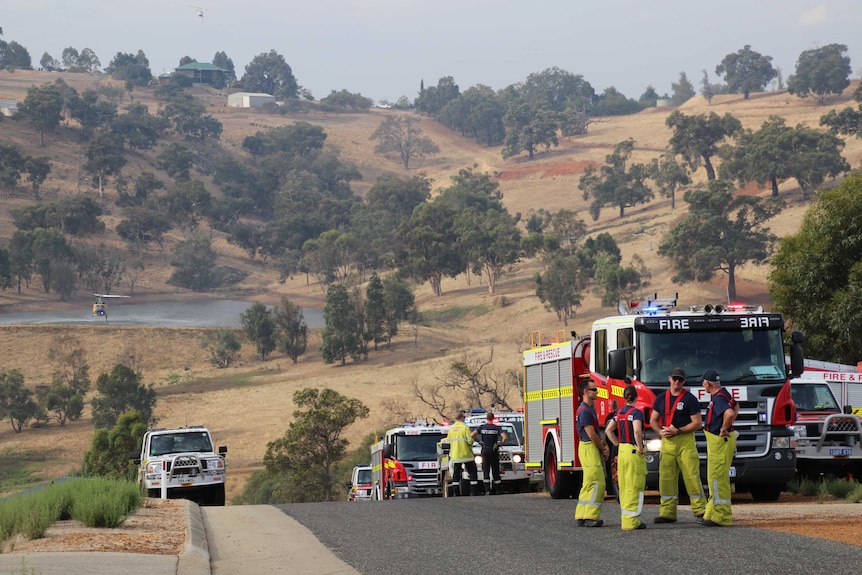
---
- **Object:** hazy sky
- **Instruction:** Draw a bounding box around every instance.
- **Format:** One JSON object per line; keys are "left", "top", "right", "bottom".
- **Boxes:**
{"left": 4, "top": 1, "right": 862, "bottom": 103}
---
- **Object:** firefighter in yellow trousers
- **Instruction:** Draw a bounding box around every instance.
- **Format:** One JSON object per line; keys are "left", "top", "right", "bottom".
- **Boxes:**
{"left": 701, "top": 369, "right": 738, "bottom": 526}
{"left": 445, "top": 411, "right": 480, "bottom": 496}
{"left": 605, "top": 384, "right": 647, "bottom": 530}
{"left": 649, "top": 367, "right": 706, "bottom": 523}
{"left": 574, "top": 379, "right": 610, "bottom": 527}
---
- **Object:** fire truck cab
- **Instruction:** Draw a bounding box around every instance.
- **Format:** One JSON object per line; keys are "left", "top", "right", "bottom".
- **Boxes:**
{"left": 524, "top": 294, "right": 805, "bottom": 502}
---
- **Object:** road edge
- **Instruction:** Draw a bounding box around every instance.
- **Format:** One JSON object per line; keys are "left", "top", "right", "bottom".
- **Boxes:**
{"left": 177, "top": 500, "right": 211, "bottom": 575}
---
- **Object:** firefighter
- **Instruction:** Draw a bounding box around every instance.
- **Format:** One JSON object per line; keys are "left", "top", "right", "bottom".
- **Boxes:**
{"left": 701, "top": 369, "right": 739, "bottom": 527}
{"left": 604, "top": 384, "right": 647, "bottom": 530}
{"left": 574, "top": 379, "right": 610, "bottom": 527}
{"left": 446, "top": 411, "right": 480, "bottom": 496}
{"left": 649, "top": 367, "right": 706, "bottom": 523}
{"left": 471, "top": 412, "right": 509, "bottom": 495}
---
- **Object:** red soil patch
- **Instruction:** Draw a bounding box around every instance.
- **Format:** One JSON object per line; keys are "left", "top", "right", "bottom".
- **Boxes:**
{"left": 496, "top": 160, "right": 592, "bottom": 181}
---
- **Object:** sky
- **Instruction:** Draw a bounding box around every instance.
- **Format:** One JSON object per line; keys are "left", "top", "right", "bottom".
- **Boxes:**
{"left": 4, "top": 1, "right": 862, "bottom": 104}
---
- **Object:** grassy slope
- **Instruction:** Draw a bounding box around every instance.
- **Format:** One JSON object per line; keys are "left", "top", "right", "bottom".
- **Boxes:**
{"left": 1, "top": 70, "right": 861, "bottom": 500}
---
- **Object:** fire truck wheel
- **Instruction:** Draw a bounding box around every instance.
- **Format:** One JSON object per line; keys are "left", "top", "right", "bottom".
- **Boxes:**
{"left": 544, "top": 441, "right": 578, "bottom": 499}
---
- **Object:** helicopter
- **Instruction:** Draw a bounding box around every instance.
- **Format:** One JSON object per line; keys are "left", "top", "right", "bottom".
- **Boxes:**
{"left": 192, "top": 6, "right": 205, "bottom": 21}
{"left": 93, "top": 294, "right": 130, "bottom": 323}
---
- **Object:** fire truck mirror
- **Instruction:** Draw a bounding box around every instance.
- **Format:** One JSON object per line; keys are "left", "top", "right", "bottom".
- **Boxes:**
{"left": 791, "top": 330, "right": 804, "bottom": 344}
{"left": 383, "top": 443, "right": 395, "bottom": 459}
{"left": 846, "top": 405, "right": 854, "bottom": 415}
{"left": 789, "top": 343, "right": 804, "bottom": 378}
{"left": 608, "top": 349, "right": 627, "bottom": 380}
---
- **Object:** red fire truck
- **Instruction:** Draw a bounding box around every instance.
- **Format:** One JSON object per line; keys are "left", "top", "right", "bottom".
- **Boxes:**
{"left": 370, "top": 440, "right": 410, "bottom": 500}
{"left": 523, "top": 294, "right": 805, "bottom": 502}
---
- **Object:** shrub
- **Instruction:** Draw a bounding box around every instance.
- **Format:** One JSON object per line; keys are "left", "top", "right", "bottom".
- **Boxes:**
{"left": 788, "top": 477, "right": 820, "bottom": 496}
{"left": 846, "top": 483, "right": 862, "bottom": 503}
{"left": 71, "top": 478, "right": 140, "bottom": 528}
{"left": 827, "top": 478, "right": 859, "bottom": 500}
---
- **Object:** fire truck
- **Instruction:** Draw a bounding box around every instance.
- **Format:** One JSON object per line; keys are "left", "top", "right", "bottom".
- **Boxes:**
{"left": 523, "top": 294, "right": 805, "bottom": 502}
{"left": 370, "top": 440, "right": 409, "bottom": 500}
{"left": 789, "top": 360, "right": 862, "bottom": 478}
{"left": 377, "top": 421, "right": 447, "bottom": 497}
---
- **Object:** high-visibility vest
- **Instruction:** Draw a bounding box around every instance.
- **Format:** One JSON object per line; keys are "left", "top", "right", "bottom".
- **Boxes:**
{"left": 446, "top": 421, "right": 474, "bottom": 463}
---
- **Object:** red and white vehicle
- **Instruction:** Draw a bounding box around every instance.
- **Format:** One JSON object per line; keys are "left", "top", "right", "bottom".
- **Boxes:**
{"left": 790, "top": 359, "right": 862, "bottom": 478}
{"left": 378, "top": 421, "right": 447, "bottom": 497}
{"left": 347, "top": 464, "right": 373, "bottom": 501}
{"left": 370, "top": 440, "right": 410, "bottom": 500}
{"left": 523, "top": 294, "right": 805, "bottom": 502}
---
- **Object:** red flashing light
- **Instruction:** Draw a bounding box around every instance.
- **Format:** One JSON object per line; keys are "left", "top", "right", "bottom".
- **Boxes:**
{"left": 727, "top": 303, "right": 746, "bottom": 311}
{"left": 630, "top": 301, "right": 640, "bottom": 309}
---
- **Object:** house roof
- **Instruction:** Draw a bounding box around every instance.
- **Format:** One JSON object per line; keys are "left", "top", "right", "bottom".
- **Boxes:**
{"left": 229, "top": 92, "right": 275, "bottom": 98}
{"left": 175, "top": 62, "right": 227, "bottom": 72}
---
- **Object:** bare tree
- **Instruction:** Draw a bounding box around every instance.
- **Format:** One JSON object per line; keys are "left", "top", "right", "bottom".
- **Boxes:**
{"left": 413, "top": 350, "right": 520, "bottom": 418}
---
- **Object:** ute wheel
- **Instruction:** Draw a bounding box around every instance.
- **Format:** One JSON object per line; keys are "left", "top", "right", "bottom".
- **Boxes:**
{"left": 750, "top": 484, "right": 783, "bottom": 502}
{"left": 544, "top": 441, "right": 576, "bottom": 499}
{"left": 210, "top": 484, "right": 226, "bottom": 506}
{"left": 442, "top": 471, "right": 453, "bottom": 498}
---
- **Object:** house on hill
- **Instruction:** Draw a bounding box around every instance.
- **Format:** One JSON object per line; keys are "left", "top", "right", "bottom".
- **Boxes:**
{"left": 227, "top": 92, "right": 275, "bottom": 109}
{"left": 174, "top": 62, "right": 228, "bottom": 86}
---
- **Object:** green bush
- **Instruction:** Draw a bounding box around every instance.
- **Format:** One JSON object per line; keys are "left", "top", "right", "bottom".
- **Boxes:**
{"left": 787, "top": 477, "right": 820, "bottom": 496}
{"left": 71, "top": 478, "right": 140, "bottom": 528}
{"left": 847, "top": 483, "right": 862, "bottom": 503}
{"left": 827, "top": 478, "right": 859, "bottom": 499}
{"left": 0, "top": 478, "right": 141, "bottom": 545}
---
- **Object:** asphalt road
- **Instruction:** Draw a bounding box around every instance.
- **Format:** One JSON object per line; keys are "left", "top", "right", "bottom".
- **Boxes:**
{"left": 279, "top": 495, "right": 860, "bottom": 575}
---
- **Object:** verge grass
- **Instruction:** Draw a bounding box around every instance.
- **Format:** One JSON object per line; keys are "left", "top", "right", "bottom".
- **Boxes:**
{"left": 0, "top": 478, "right": 141, "bottom": 550}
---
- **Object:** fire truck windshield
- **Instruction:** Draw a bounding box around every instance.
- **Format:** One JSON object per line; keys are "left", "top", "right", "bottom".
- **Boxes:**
{"left": 468, "top": 423, "right": 520, "bottom": 447}
{"left": 638, "top": 327, "right": 787, "bottom": 385}
{"left": 393, "top": 433, "right": 446, "bottom": 461}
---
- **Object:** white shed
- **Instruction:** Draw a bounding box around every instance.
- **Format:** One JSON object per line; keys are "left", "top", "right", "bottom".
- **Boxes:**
{"left": 227, "top": 92, "right": 275, "bottom": 108}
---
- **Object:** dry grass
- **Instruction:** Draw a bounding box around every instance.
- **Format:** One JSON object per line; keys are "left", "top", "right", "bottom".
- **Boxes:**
{"left": 1, "top": 71, "right": 861, "bottom": 502}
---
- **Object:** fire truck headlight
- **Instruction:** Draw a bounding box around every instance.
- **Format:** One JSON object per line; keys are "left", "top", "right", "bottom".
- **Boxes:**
{"left": 788, "top": 425, "right": 806, "bottom": 440}
{"left": 512, "top": 453, "right": 523, "bottom": 464}
{"left": 474, "top": 455, "right": 483, "bottom": 465}
{"left": 771, "top": 436, "right": 791, "bottom": 449}
{"left": 645, "top": 438, "right": 663, "bottom": 452}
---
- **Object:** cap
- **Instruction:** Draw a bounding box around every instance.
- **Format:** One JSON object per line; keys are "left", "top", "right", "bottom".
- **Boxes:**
{"left": 702, "top": 369, "right": 720, "bottom": 383}
{"left": 670, "top": 367, "right": 686, "bottom": 379}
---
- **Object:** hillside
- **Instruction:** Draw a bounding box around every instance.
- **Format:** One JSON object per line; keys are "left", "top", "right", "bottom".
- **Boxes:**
{"left": 1, "top": 70, "right": 861, "bottom": 501}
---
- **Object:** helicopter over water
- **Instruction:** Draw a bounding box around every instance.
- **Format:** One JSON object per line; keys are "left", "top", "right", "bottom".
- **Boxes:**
{"left": 93, "top": 294, "right": 130, "bottom": 323}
